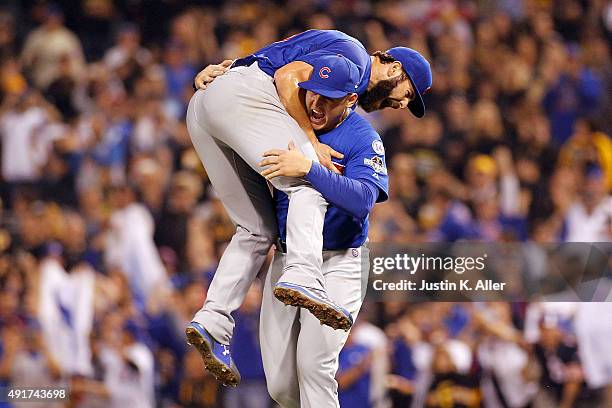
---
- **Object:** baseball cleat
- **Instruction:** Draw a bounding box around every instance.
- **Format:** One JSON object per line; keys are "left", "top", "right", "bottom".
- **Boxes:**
{"left": 185, "top": 322, "right": 241, "bottom": 387}
{"left": 273, "top": 282, "right": 353, "bottom": 331}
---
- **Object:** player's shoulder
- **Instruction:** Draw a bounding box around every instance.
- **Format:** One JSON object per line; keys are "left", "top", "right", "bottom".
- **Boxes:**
{"left": 314, "top": 29, "right": 367, "bottom": 51}
{"left": 315, "top": 29, "right": 359, "bottom": 41}
{"left": 332, "top": 113, "right": 385, "bottom": 162}
{"left": 346, "top": 113, "right": 385, "bottom": 152}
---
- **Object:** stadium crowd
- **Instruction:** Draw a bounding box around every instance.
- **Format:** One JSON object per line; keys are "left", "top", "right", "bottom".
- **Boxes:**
{"left": 0, "top": 0, "right": 611, "bottom": 407}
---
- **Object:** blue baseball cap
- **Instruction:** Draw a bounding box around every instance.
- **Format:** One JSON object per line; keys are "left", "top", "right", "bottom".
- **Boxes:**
{"left": 386, "top": 47, "right": 432, "bottom": 118}
{"left": 298, "top": 54, "right": 360, "bottom": 99}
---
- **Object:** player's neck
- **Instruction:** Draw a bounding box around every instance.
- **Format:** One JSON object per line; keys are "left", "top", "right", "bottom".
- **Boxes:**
{"left": 368, "top": 56, "right": 383, "bottom": 91}
{"left": 335, "top": 107, "right": 350, "bottom": 129}
{"left": 315, "top": 108, "right": 350, "bottom": 135}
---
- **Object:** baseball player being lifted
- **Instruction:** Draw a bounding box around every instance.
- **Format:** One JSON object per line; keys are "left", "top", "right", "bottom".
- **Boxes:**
{"left": 185, "top": 29, "right": 432, "bottom": 386}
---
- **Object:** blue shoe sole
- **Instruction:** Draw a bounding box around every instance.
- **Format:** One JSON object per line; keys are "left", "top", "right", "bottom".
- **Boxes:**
{"left": 273, "top": 285, "right": 353, "bottom": 331}
{"left": 185, "top": 325, "right": 240, "bottom": 387}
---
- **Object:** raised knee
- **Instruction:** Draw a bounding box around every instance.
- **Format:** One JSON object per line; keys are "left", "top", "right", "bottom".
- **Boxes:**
{"left": 235, "top": 224, "right": 276, "bottom": 245}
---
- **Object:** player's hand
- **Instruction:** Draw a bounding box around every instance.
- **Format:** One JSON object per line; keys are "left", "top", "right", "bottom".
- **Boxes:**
{"left": 1, "top": 326, "right": 23, "bottom": 354}
{"left": 314, "top": 142, "right": 344, "bottom": 173}
{"left": 193, "top": 59, "right": 234, "bottom": 91}
{"left": 493, "top": 146, "right": 514, "bottom": 175}
{"left": 259, "top": 141, "right": 313, "bottom": 180}
{"left": 387, "top": 374, "right": 414, "bottom": 394}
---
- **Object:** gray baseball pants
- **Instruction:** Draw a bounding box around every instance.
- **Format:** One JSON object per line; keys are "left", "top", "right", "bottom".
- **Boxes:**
{"left": 186, "top": 62, "right": 327, "bottom": 344}
{"left": 260, "top": 246, "right": 369, "bottom": 408}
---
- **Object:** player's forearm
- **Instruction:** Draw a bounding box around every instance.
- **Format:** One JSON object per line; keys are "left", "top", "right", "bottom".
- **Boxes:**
{"left": 560, "top": 380, "right": 581, "bottom": 408}
{"left": 305, "top": 162, "right": 378, "bottom": 219}
{"left": 0, "top": 349, "right": 16, "bottom": 378}
{"left": 42, "top": 348, "right": 62, "bottom": 379}
{"left": 274, "top": 63, "right": 318, "bottom": 146}
{"left": 337, "top": 363, "right": 369, "bottom": 389}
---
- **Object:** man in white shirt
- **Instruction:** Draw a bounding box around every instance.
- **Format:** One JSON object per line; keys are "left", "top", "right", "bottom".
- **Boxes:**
{"left": 20, "top": 5, "right": 85, "bottom": 89}
{"left": 565, "top": 167, "right": 612, "bottom": 242}
{"left": 105, "top": 184, "right": 168, "bottom": 307}
{"left": 0, "top": 92, "right": 48, "bottom": 182}
{"left": 98, "top": 320, "right": 155, "bottom": 408}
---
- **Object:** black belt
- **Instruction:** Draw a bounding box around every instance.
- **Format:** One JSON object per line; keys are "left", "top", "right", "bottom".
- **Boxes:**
{"left": 275, "top": 238, "right": 287, "bottom": 253}
{"left": 193, "top": 58, "right": 254, "bottom": 90}
{"left": 231, "top": 57, "right": 254, "bottom": 68}
{"left": 275, "top": 239, "right": 336, "bottom": 253}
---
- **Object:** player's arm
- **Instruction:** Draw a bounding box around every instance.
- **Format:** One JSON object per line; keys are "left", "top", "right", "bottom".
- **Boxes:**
{"left": 305, "top": 162, "right": 379, "bottom": 218}
{"left": 560, "top": 361, "right": 584, "bottom": 408}
{"left": 274, "top": 61, "right": 343, "bottom": 173}
{"left": 259, "top": 142, "right": 379, "bottom": 219}
{"left": 336, "top": 351, "right": 372, "bottom": 389}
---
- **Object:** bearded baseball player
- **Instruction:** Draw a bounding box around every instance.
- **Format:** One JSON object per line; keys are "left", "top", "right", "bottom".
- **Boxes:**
{"left": 185, "top": 29, "right": 432, "bottom": 387}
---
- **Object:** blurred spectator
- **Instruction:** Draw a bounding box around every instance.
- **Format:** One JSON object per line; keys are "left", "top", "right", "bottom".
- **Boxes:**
{"left": 424, "top": 344, "right": 481, "bottom": 408}
{"left": 575, "top": 303, "right": 612, "bottom": 392}
{"left": 0, "top": 11, "right": 15, "bottom": 59}
{"left": 105, "top": 184, "right": 168, "bottom": 308}
{"left": 558, "top": 118, "right": 612, "bottom": 190}
{"left": 44, "top": 54, "right": 79, "bottom": 121}
{"left": 104, "top": 24, "right": 151, "bottom": 74}
{"left": 96, "top": 318, "right": 155, "bottom": 408}
{"left": 225, "top": 282, "right": 271, "bottom": 408}
{"left": 337, "top": 330, "right": 373, "bottom": 408}
{"left": 20, "top": 4, "right": 85, "bottom": 89}
{"left": 542, "top": 46, "right": 604, "bottom": 145}
{"left": 564, "top": 166, "right": 612, "bottom": 241}
{"left": 533, "top": 317, "right": 592, "bottom": 408}
{"left": 0, "top": 91, "right": 58, "bottom": 186}
{"left": 475, "top": 303, "right": 538, "bottom": 408}
{"left": 80, "top": 97, "right": 132, "bottom": 184}
{"left": 38, "top": 251, "right": 95, "bottom": 376}
{"left": 425, "top": 190, "right": 477, "bottom": 242}
{"left": 154, "top": 170, "right": 202, "bottom": 273}
{"left": 178, "top": 348, "right": 220, "bottom": 408}
{"left": 0, "top": 323, "right": 62, "bottom": 408}
{"left": 163, "top": 40, "right": 196, "bottom": 119}
{"left": 353, "top": 320, "right": 391, "bottom": 408}
{"left": 387, "top": 316, "right": 419, "bottom": 407}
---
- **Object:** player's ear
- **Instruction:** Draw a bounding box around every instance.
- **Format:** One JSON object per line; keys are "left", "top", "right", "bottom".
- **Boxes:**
{"left": 387, "top": 61, "right": 403, "bottom": 79}
{"left": 345, "top": 93, "right": 358, "bottom": 108}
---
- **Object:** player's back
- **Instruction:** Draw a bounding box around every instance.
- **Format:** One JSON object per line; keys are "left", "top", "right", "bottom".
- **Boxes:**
{"left": 234, "top": 29, "right": 371, "bottom": 93}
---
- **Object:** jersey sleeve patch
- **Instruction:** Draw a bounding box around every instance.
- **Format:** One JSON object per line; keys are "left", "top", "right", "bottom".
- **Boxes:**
{"left": 372, "top": 140, "right": 385, "bottom": 155}
{"left": 364, "top": 156, "right": 387, "bottom": 175}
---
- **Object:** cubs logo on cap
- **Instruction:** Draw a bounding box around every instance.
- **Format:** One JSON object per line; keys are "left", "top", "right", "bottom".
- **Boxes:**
{"left": 298, "top": 54, "right": 360, "bottom": 99}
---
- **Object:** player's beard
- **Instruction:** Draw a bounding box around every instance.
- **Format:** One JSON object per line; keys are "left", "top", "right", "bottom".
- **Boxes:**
{"left": 358, "top": 76, "right": 404, "bottom": 112}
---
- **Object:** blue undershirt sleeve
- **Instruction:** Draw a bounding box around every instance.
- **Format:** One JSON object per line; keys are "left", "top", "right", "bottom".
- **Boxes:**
{"left": 304, "top": 161, "right": 379, "bottom": 219}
